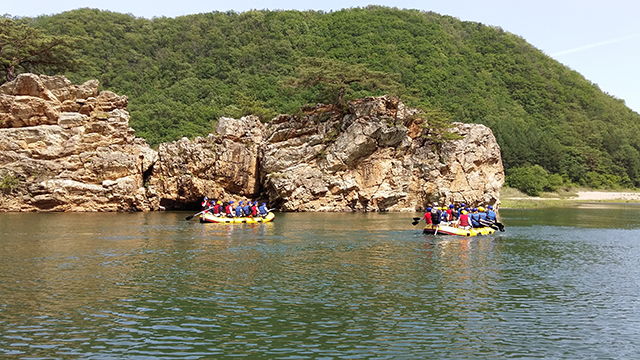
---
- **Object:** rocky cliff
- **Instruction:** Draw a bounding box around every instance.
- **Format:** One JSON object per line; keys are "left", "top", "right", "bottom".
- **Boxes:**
{"left": 145, "top": 116, "right": 266, "bottom": 209}
{"left": 0, "top": 74, "right": 157, "bottom": 211}
{"left": 0, "top": 75, "right": 504, "bottom": 212}
{"left": 259, "top": 97, "right": 503, "bottom": 211}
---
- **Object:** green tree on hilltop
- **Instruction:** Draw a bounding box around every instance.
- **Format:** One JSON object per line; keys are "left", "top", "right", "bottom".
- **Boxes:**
{"left": 418, "top": 109, "right": 464, "bottom": 145}
{"left": 0, "top": 18, "right": 81, "bottom": 82}
{"left": 283, "top": 57, "right": 404, "bottom": 107}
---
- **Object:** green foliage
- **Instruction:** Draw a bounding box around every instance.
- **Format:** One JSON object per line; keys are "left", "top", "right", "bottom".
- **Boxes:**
{"left": 582, "top": 171, "right": 627, "bottom": 189}
{"left": 416, "top": 108, "right": 464, "bottom": 145}
{"left": 0, "top": 18, "right": 82, "bottom": 81}
{"left": 283, "top": 57, "right": 403, "bottom": 106}
{"left": 12, "top": 7, "right": 640, "bottom": 189}
{"left": 0, "top": 173, "right": 24, "bottom": 194}
{"left": 506, "top": 165, "right": 565, "bottom": 196}
{"left": 547, "top": 173, "right": 564, "bottom": 191}
{"left": 220, "top": 92, "right": 277, "bottom": 122}
{"left": 323, "top": 129, "right": 340, "bottom": 144}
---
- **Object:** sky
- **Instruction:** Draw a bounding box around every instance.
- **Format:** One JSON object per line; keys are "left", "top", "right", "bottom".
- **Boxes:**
{"left": 5, "top": 0, "right": 640, "bottom": 113}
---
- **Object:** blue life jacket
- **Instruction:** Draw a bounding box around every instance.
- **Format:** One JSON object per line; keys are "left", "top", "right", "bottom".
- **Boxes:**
{"left": 479, "top": 212, "right": 487, "bottom": 221}
{"left": 470, "top": 213, "right": 480, "bottom": 227}
{"left": 243, "top": 205, "right": 251, "bottom": 215}
{"left": 258, "top": 205, "right": 267, "bottom": 215}
{"left": 487, "top": 210, "right": 496, "bottom": 221}
{"left": 235, "top": 206, "right": 243, "bottom": 217}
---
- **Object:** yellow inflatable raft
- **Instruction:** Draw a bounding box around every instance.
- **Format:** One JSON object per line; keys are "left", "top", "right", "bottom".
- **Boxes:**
{"left": 423, "top": 224, "right": 495, "bottom": 236}
{"left": 200, "top": 212, "right": 275, "bottom": 224}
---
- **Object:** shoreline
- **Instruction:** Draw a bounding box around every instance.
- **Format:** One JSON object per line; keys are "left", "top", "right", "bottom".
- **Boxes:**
{"left": 500, "top": 190, "right": 640, "bottom": 209}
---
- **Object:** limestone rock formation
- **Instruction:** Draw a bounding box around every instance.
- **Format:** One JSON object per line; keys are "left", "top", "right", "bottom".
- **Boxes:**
{"left": 260, "top": 96, "right": 504, "bottom": 211}
{"left": 0, "top": 74, "right": 158, "bottom": 211}
{"left": 149, "top": 96, "right": 503, "bottom": 212}
{"left": 145, "top": 116, "right": 266, "bottom": 209}
{"left": 0, "top": 74, "right": 504, "bottom": 212}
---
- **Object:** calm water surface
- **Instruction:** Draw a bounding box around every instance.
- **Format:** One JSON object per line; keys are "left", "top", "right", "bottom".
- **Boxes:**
{"left": 1, "top": 205, "right": 640, "bottom": 359}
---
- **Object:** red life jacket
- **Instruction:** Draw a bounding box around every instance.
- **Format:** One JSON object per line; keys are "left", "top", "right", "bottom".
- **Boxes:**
{"left": 213, "top": 204, "right": 220, "bottom": 214}
{"left": 225, "top": 205, "right": 233, "bottom": 215}
{"left": 424, "top": 212, "right": 433, "bottom": 224}
{"left": 201, "top": 200, "right": 208, "bottom": 209}
{"left": 459, "top": 213, "right": 470, "bottom": 227}
{"left": 251, "top": 205, "right": 258, "bottom": 216}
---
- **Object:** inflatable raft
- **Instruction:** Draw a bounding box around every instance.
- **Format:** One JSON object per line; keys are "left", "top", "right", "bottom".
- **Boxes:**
{"left": 200, "top": 212, "right": 275, "bottom": 224}
{"left": 423, "top": 224, "right": 495, "bottom": 237}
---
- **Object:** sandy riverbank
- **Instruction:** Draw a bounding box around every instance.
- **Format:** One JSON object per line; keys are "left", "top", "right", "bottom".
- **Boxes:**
{"left": 573, "top": 191, "right": 640, "bottom": 201}
{"left": 500, "top": 188, "right": 640, "bottom": 208}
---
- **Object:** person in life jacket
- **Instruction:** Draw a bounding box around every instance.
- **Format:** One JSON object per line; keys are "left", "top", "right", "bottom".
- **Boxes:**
{"left": 439, "top": 207, "right": 450, "bottom": 224}
{"left": 446, "top": 204, "right": 455, "bottom": 222}
{"left": 243, "top": 201, "right": 251, "bottom": 216}
{"left": 457, "top": 203, "right": 466, "bottom": 218}
{"left": 420, "top": 207, "right": 433, "bottom": 225}
{"left": 213, "top": 201, "right": 222, "bottom": 216}
{"left": 201, "top": 197, "right": 209, "bottom": 211}
{"left": 251, "top": 201, "right": 258, "bottom": 217}
{"left": 431, "top": 206, "right": 440, "bottom": 225}
{"left": 226, "top": 201, "right": 235, "bottom": 217}
{"left": 478, "top": 206, "right": 489, "bottom": 226}
{"left": 459, "top": 210, "right": 471, "bottom": 230}
{"left": 470, "top": 208, "right": 480, "bottom": 227}
{"left": 235, "top": 201, "right": 245, "bottom": 217}
{"left": 258, "top": 203, "right": 268, "bottom": 217}
{"left": 486, "top": 205, "right": 497, "bottom": 222}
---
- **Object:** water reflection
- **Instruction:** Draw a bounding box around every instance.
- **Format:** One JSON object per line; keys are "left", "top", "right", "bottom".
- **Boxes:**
{"left": 1, "top": 208, "right": 640, "bottom": 358}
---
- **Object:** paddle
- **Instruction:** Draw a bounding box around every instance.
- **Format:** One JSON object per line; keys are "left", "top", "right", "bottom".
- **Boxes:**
{"left": 433, "top": 224, "right": 439, "bottom": 235}
{"left": 489, "top": 221, "right": 505, "bottom": 232}
{"left": 412, "top": 217, "right": 422, "bottom": 226}
{"left": 185, "top": 207, "right": 214, "bottom": 221}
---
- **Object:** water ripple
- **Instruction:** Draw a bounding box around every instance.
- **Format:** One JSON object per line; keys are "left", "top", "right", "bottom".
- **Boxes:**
{"left": 2, "top": 211, "right": 640, "bottom": 358}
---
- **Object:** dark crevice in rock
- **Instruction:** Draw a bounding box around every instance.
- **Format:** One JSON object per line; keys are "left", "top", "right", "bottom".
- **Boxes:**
{"left": 160, "top": 198, "right": 200, "bottom": 211}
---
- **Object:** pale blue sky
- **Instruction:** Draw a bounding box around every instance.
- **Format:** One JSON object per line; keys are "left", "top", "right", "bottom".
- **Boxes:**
{"left": 5, "top": 0, "right": 640, "bottom": 113}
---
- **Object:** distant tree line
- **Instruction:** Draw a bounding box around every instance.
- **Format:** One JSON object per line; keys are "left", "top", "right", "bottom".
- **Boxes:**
{"left": 4, "top": 7, "right": 640, "bottom": 193}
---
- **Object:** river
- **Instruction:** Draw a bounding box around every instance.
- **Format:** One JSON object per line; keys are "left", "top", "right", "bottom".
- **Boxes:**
{"left": 1, "top": 205, "right": 640, "bottom": 358}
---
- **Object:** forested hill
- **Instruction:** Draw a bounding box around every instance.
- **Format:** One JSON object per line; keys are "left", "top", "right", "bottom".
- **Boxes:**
{"left": 19, "top": 7, "right": 640, "bottom": 190}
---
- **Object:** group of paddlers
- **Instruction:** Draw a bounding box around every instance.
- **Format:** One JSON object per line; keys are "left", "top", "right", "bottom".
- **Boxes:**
{"left": 420, "top": 203, "right": 498, "bottom": 229}
{"left": 201, "top": 197, "right": 270, "bottom": 218}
